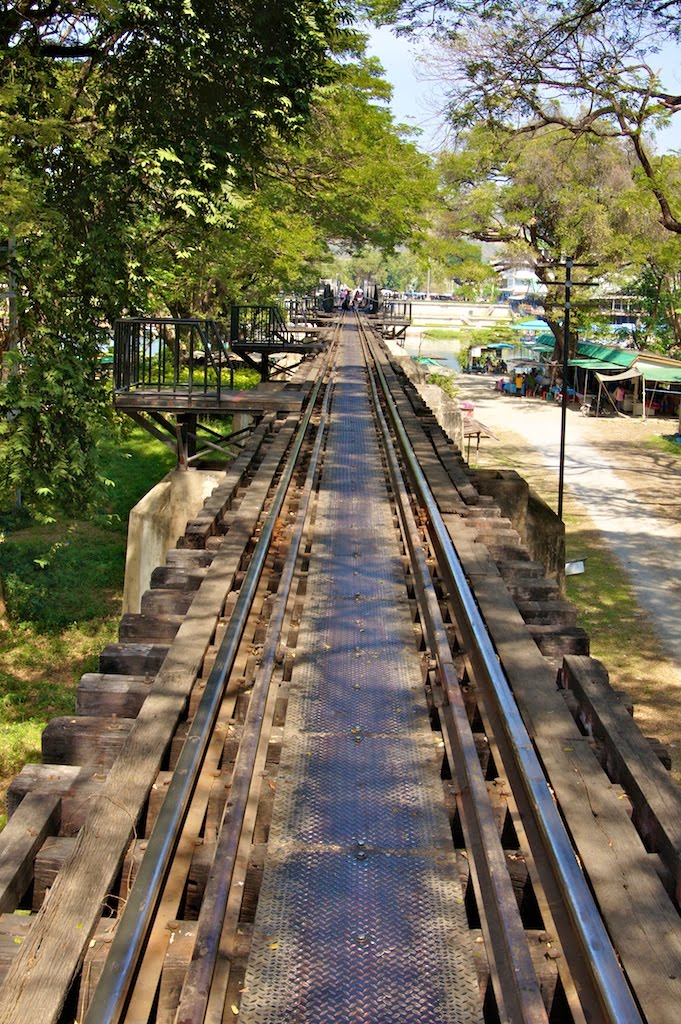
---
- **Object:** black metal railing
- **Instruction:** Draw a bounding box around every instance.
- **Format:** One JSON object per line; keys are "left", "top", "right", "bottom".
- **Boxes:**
{"left": 230, "top": 305, "right": 313, "bottom": 347}
{"left": 380, "top": 301, "right": 412, "bottom": 322}
{"left": 282, "top": 295, "right": 322, "bottom": 323}
{"left": 114, "top": 318, "right": 233, "bottom": 397}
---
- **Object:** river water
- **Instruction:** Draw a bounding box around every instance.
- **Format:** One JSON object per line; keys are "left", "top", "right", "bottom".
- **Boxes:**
{"left": 401, "top": 329, "right": 462, "bottom": 372}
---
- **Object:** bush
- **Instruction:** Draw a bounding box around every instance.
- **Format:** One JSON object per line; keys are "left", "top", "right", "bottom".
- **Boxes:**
{"left": 427, "top": 370, "right": 458, "bottom": 401}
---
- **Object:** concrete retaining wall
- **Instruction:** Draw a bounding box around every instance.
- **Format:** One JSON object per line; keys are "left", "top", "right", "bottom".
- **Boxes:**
{"left": 122, "top": 467, "right": 224, "bottom": 614}
{"left": 409, "top": 300, "right": 513, "bottom": 328}
{"left": 473, "top": 469, "right": 565, "bottom": 588}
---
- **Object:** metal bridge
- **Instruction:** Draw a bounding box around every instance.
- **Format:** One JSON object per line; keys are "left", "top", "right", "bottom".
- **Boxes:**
{"left": 0, "top": 313, "right": 679, "bottom": 1024}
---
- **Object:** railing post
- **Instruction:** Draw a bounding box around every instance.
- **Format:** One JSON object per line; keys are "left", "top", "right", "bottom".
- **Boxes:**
{"left": 230, "top": 305, "right": 240, "bottom": 344}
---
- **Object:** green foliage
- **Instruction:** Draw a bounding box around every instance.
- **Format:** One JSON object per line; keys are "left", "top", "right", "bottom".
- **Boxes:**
{"left": 630, "top": 243, "right": 681, "bottom": 351}
{"left": 363, "top": 1, "right": 681, "bottom": 232}
{"left": 0, "top": 424, "right": 175, "bottom": 627}
{"left": 0, "top": 11, "right": 436, "bottom": 518}
{"left": 0, "top": 0, "right": 357, "bottom": 515}
{"left": 141, "top": 55, "right": 438, "bottom": 312}
{"left": 93, "top": 423, "right": 177, "bottom": 525}
{"left": 0, "top": 422, "right": 195, "bottom": 805}
{"left": 0, "top": 336, "right": 114, "bottom": 519}
{"left": 426, "top": 370, "right": 458, "bottom": 399}
{"left": 435, "top": 125, "right": 665, "bottom": 354}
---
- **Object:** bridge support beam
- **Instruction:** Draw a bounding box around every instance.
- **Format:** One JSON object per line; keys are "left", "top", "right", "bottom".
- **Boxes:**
{"left": 176, "top": 414, "right": 197, "bottom": 469}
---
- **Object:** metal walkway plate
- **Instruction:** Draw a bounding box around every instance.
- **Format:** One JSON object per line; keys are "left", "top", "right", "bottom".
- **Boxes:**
{"left": 239, "top": 325, "right": 482, "bottom": 1023}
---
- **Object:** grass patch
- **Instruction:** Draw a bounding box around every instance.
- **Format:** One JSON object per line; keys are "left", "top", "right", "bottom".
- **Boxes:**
{"left": 645, "top": 433, "right": 681, "bottom": 457}
{"left": 422, "top": 329, "right": 462, "bottom": 342}
{"left": 96, "top": 424, "right": 178, "bottom": 526}
{"left": 565, "top": 528, "right": 660, "bottom": 676}
{"left": 0, "top": 425, "right": 177, "bottom": 816}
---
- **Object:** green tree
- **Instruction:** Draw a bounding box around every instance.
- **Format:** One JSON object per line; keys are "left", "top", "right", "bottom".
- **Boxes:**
{"left": 632, "top": 240, "right": 681, "bottom": 351}
{"left": 140, "top": 55, "right": 438, "bottom": 315}
{"left": 437, "top": 124, "right": 661, "bottom": 358}
{"left": 362, "top": 0, "right": 681, "bottom": 232}
{"left": 0, "top": 1, "right": 355, "bottom": 515}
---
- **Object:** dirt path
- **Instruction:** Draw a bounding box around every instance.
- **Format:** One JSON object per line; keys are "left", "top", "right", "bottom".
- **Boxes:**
{"left": 457, "top": 371, "right": 681, "bottom": 773}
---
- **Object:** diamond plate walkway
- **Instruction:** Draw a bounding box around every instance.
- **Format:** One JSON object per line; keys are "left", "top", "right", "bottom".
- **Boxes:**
{"left": 239, "top": 322, "right": 482, "bottom": 1024}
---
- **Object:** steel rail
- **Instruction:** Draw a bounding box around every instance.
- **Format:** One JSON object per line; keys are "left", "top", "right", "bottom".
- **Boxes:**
{"left": 359, "top": 322, "right": 550, "bottom": 1024}
{"left": 173, "top": 347, "right": 335, "bottom": 1024}
{"left": 85, "top": 344, "right": 334, "bottom": 1024}
{"left": 361, "top": 323, "right": 644, "bottom": 1024}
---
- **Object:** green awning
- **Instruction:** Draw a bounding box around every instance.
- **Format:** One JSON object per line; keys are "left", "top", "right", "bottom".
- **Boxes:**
{"left": 576, "top": 341, "right": 637, "bottom": 368}
{"left": 528, "top": 339, "right": 555, "bottom": 352}
{"left": 569, "top": 358, "right": 620, "bottom": 370}
{"left": 510, "top": 318, "right": 549, "bottom": 331}
{"left": 636, "top": 360, "right": 681, "bottom": 383}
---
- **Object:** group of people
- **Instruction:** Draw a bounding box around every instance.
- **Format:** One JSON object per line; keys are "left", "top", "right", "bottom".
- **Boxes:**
{"left": 497, "top": 366, "right": 545, "bottom": 397}
{"left": 340, "top": 287, "right": 364, "bottom": 311}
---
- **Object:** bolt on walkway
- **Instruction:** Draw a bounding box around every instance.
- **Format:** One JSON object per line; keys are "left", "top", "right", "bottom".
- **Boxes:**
{"left": 239, "top": 321, "right": 482, "bottom": 1023}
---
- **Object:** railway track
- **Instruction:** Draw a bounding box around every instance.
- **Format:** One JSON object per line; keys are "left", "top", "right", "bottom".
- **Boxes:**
{"left": 1, "top": 315, "right": 681, "bottom": 1022}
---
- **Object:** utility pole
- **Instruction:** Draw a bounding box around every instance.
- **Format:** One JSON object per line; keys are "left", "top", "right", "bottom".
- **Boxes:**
{"left": 557, "top": 258, "right": 572, "bottom": 521}
{"left": 537, "top": 259, "right": 596, "bottom": 521}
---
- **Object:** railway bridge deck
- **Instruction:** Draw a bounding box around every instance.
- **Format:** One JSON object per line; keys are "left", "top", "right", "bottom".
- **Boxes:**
{"left": 0, "top": 316, "right": 680, "bottom": 1024}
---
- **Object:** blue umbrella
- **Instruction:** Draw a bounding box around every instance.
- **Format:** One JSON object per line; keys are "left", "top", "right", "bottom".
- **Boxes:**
{"left": 510, "top": 318, "right": 549, "bottom": 331}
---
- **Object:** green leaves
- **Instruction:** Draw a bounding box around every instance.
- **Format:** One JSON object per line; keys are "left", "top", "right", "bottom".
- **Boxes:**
{"left": 0, "top": 0, "right": 359, "bottom": 517}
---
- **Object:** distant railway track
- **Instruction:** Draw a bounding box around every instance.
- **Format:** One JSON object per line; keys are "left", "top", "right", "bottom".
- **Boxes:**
{"left": 0, "top": 314, "right": 680, "bottom": 1023}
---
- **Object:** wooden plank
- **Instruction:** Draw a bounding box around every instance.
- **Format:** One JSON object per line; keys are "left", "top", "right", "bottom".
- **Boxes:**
{"left": 179, "top": 419, "right": 275, "bottom": 550}
{"left": 504, "top": 579, "right": 561, "bottom": 602}
{"left": 98, "top": 642, "right": 170, "bottom": 676}
{"left": 41, "top": 717, "right": 135, "bottom": 770}
{"left": 440, "top": 513, "right": 501, "bottom": 579}
{"left": 469, "top": 575, "right": 586, "bottom": 739}
{"left": 0, "top": 793, "right": 61, "bottom": 913}
{"left": 527, "top": 624, "right": 590, "bottom": 659}
{"left": 114, "top": 388, "right": 306, "bottom": 415}
{"left": 118, "top": 612, "right": 184, "bottom": 642}
{"left": 516, "top": 601, "right": 578, "bottom": 626}
{"left": 0, "top": 416, "right": 299, "bottom": 1024}
{"left": 150, "top": 566, "right": 207, "bottom": 591}
{"left": 561, "top": 655, "right": 681, "bottom": 895}
{"left": 32, "top": 837, "right": 86, "bottom": 911}
{"left": 546, "top": 738, "right": 681, "bottom": 1024}
{"left": 140, "top": 590, "right": 196, "bottom": 616}
{"left": 165, "top": 549, "right": 214, "bottom": 568}
{"left": 76, "top": 674, "right": 153, "bottom": 718}
{"left": 6, "top": 765, "right": 106, "bottom": 837}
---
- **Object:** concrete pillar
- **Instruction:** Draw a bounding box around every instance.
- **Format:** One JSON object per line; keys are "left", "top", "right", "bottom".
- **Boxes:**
{"left": 122, "top": 467, "right": 224, "bottom": 613}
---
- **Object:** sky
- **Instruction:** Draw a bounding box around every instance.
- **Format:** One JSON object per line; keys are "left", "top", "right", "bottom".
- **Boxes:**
{"left": 365, "top": 25, "right": 681, "bottom": 155}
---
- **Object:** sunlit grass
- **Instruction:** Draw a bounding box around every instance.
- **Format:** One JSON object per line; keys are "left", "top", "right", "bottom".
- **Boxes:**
{"left": 0, "top": 426, "right": 177, "bottom": 811}
{"left": 422, "top": 329, "right": 462, "bottom": 342}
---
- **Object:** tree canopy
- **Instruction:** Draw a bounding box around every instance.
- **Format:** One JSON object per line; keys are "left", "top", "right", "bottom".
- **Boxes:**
{"left": 436, "top": 123, "right": 664, "bottom": 354}
{"left": 0, "top": 6, "right": 440, "bottom": 517}
{"left": 362, "top": 0, "right": 681, "bottom": 232}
